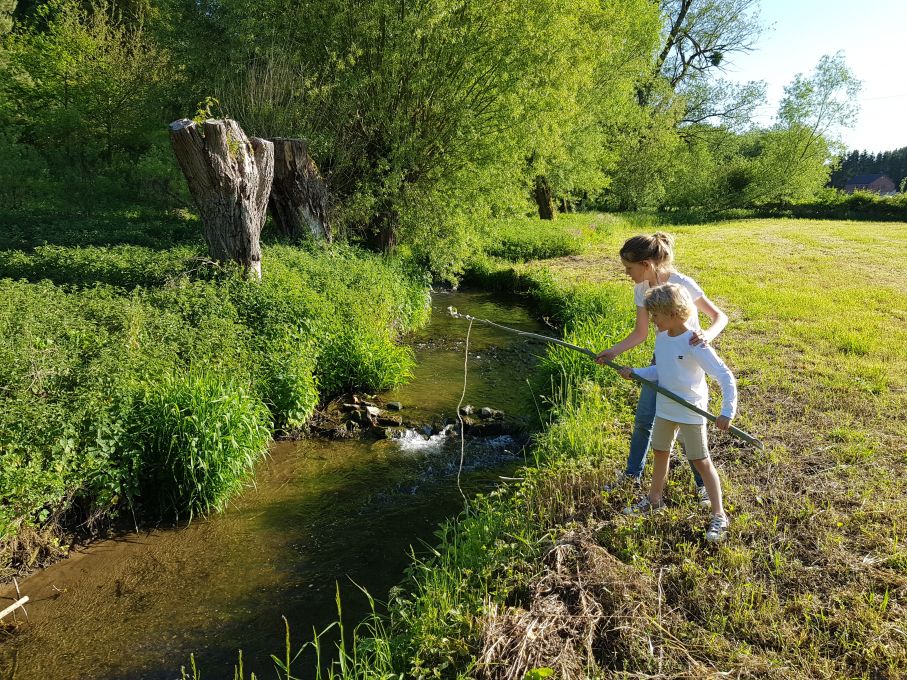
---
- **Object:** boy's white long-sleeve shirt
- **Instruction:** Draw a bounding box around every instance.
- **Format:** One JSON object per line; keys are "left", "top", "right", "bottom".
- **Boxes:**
{"left": 633, "top": 330, "right": 737, "bottom": 425}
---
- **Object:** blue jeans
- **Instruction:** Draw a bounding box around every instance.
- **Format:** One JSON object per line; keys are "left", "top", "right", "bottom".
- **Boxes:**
{"left": 626, "top": 381, "right": 704, "bottom": 488}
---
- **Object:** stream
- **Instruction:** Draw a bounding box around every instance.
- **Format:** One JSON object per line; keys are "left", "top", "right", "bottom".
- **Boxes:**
{"left": 0, "top": 290, "right": 548, "bottom": 680}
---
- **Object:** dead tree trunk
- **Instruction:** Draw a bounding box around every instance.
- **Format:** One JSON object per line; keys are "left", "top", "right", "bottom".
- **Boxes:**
{"left": 168, "top": 118, "right": 274, "bottom": 279}
{"left": 534, "top": 175, "right": 555, "bottom": 220}
{"left": 268, "top": 138, "right": 331, "bottom": 242}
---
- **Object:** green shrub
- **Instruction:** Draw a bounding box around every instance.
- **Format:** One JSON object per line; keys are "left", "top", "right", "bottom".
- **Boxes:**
{"left": 255, "top": 331, "right": 319, "bottom": 430}
{"left": 128, "top": 371, "right": 271, "bottom": 519}
{"left": 316, "top": 324, "right": 415, "bottom": 395}
{"left": 752, "top": 189, "right": 907, "bottom": 221}
{"left": 480, "top": 217, "right": 584, "bottom": 262}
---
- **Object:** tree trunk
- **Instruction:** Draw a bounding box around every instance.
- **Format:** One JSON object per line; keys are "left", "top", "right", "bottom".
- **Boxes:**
{"left": 367, "top": 207, "right": 398, "bottom": 252}
{"left": 534, "top": 175, "right": 554, "bottom": 220}
{"left": 267, "top": 138, "right": 331, "bottom": 242}
{"left": 168, "top": 118, "right": 274, "bottom": 279}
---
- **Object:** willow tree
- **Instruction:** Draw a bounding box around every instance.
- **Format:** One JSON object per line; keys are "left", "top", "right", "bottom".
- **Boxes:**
{"left": 169, "top": 118, "right": 274, "bottom": 278}
{"left": 524, "top": 0, "right": 662, "bottom": 218}
{"left": 188, "top": 0, "right": 661, "bottom": 252}
{"left": 654, "top": 0, "right": 766, "bottom": 129}
{"left": 747, "top": 52, "right": 861, "bottom": 204}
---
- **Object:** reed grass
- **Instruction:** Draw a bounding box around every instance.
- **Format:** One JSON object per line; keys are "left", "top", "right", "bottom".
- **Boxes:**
{"left": 129, "top": 371, "right": 272, "bottom": 518}
{"left": 479, "top": 217, "right": 586, "bottom": 262}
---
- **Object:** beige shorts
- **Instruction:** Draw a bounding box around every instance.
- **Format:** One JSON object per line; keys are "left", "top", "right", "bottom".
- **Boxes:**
{"left": 650, "top": 417, "right": 709, "bottom": 461}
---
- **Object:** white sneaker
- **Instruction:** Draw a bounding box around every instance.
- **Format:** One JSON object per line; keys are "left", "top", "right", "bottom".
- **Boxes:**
{"left": 623, "top": 496, "right": 665, "bottom": 516}
{"left": 697, "top": 486, "right": 711, "bottom": 508}
{"left": 705, "top": 514, "right": 729, "bottom": 542}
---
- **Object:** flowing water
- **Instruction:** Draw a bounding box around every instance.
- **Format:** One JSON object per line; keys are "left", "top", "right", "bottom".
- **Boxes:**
{"left": 0, "top": 291, "right": 550, "bottom": 680}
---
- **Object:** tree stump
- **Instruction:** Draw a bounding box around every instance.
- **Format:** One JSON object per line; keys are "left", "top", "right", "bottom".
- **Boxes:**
{"left": 268, "top": 138, "right": 331, "bottom": 242}
{"left": 168, "top": 118, "right": 274, "bottom": 278}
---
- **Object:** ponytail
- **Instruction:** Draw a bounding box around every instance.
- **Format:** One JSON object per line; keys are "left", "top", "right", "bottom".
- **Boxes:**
{"left": 619, "top": 232, "right": 676, "bottom": 272}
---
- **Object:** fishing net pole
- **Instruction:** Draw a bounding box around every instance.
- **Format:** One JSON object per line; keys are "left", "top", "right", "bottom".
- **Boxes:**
{"left": 447, "top": 306, "right": 763, "bottom": 450}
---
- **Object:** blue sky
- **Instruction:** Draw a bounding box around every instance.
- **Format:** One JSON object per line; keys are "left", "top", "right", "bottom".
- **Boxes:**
{"left": 722, "top": 0, "right": 907, "bottom": 153}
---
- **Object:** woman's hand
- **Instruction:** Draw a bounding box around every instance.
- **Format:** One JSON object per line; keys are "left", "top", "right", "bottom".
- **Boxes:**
{"left": 595, "top": 348, "right": 619, "bottom": 365}
{"left": 716, "top": 415, "right": 731, "bottom": 431}
{"left": 689, "top": 329, "right": 710, "bottom": 347}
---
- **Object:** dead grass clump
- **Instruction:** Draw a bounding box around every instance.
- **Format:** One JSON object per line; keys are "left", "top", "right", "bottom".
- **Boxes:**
{"left": 477, "top": 530, "right": 655, "bottom": 679}
{"left": 524, "top": 463, "right": 614, "bottom": 526}
{"left": 0, "top": 522, "right": 67, "bottom": 581}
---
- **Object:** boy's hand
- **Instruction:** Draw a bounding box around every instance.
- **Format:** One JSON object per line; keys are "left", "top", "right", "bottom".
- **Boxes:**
{"left": 595, "top": 348, "right": 618, "bottom": 364}
{"left": 617, "top": 366, "right": 634, "bottom": 381}
{"left": 716, "top": 415, "right": 732, "bottom": 431}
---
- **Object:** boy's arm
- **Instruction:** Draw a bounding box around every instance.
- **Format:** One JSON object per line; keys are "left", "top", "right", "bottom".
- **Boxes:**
{"left": 692, "top": 344, "right": 737, "bottom": 418}
{"left": 632, "top": 364, "right": 658, "bottom": 382}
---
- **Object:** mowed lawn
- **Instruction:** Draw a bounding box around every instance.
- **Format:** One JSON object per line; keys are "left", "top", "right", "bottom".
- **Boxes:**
{"left": 523, "top": 217, "right": 906, "bottom": 676}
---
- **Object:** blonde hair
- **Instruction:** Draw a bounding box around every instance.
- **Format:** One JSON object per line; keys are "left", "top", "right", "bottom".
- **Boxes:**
{"left": 619, "top": 232, "right": 675, "bottom": 277}
{"left": 644, "top": 283, "right": 694, "bottom": 321}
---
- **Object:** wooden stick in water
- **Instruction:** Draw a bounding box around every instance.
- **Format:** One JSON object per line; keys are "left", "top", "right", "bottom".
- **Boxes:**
{"left": 0, "top": 596, "right": 29, "bottom": 621}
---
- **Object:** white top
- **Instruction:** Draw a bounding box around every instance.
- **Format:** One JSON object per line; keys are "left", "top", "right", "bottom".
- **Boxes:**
{"left": 634, "top": 330, "right": 737, "bottom": 425}
{"left": 634, "top": 271, "right": 704, "bottom": 330}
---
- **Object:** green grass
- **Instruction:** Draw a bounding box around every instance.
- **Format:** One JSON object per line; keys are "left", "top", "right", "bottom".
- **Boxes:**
{"left": 0, "top": 218, "right": 430, "bottom": 574}
{"left": 477, "top": 214, "right": 599, "bottom": 262}
{"left": 129, "top": 371, "right": 272, "bottom": 519}
{"left": 273, "top": 215, "right": 906, "bottom": 679}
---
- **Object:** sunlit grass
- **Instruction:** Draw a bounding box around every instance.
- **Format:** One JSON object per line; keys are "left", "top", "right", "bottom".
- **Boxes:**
{"left": 282, "top": 216, "right": 907, "bottom": 678}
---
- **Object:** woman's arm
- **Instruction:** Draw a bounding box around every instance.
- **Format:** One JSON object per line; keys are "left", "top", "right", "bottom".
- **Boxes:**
{"left": 690, "top": 294, "right": 728, "bottom": 345}
{"left": 596, "top": 306, "right": 649, "bottom": 363}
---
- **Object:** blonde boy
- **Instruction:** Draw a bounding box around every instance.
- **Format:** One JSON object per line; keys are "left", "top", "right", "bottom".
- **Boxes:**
{"left": 617, "top": 283, "right": 736, "bottom": 542}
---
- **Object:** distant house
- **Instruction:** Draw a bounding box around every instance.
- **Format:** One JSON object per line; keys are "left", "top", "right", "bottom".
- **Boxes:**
{"left": 844, "top": 174, "right": 897, "bottom": 195}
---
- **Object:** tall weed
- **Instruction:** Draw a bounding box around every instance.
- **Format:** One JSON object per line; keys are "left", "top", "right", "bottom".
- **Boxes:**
{"left": 128, "top": 371, "right": 272, "bottom": 519}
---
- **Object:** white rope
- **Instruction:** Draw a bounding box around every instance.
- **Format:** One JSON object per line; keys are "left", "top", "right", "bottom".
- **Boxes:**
{"left": 455, "top": 318, "right": 473, "bottom": 508}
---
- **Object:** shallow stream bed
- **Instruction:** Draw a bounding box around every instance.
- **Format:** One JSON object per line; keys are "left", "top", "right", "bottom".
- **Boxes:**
{"left": 0, "top": 290, "right": 549, "bottom": 680}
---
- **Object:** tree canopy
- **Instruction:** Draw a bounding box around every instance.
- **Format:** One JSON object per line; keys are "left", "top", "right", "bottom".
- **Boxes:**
{"left": 0, "top": 0, "right": 868, "bottom": 272}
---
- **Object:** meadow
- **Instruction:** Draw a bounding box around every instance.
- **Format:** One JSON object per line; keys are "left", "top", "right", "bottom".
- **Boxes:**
{"left": 272, "top": 215, "right": 907, "bottom": 679}
{"left": 3, "top": 210, "right": 905, "bottom": 678}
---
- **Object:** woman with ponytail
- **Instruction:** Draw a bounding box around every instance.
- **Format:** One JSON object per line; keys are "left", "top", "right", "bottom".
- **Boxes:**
{"left": 595, "top": 232, "right": 728, "bottom": 505}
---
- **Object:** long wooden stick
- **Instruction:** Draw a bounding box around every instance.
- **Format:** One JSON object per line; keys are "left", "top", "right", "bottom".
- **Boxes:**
{"left": 448, "top": 307, "right": 763, "bottom": 449}
{"left": 0, "top": 596, "right": 29, "bottom": 621}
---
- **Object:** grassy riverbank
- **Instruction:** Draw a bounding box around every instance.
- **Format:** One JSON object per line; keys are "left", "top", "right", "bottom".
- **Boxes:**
{"left": 0, "top": 211, "right": 430, "bottom": 577}
{"left": 282, "top": 215, "right": 906, "bottom": 679}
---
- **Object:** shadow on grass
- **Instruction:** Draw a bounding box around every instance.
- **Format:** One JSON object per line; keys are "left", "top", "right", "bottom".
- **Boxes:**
{"left": 0, "top": 209, "right": 205, "bottom": 251}
{"left": 0, "top": 209, "right": 324, "bottom": 289}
